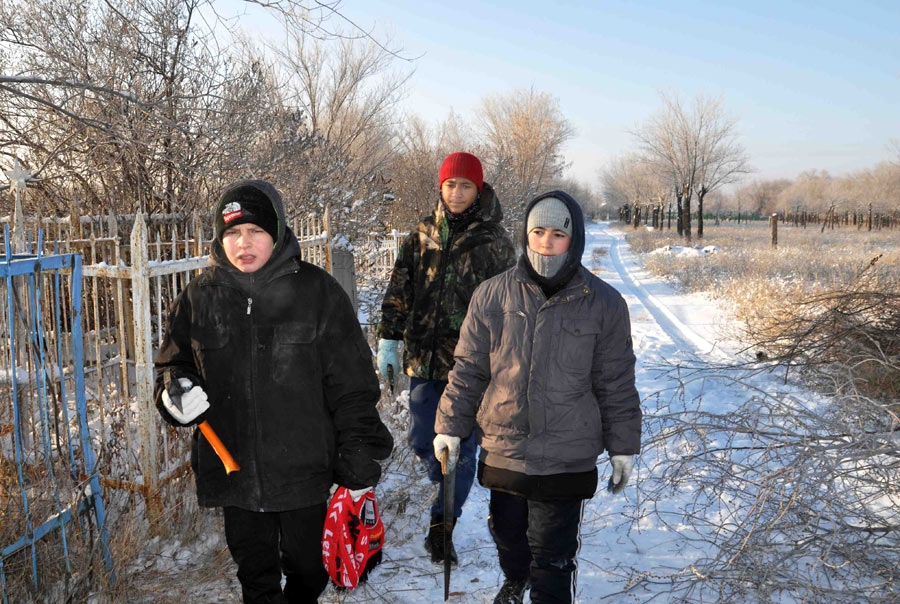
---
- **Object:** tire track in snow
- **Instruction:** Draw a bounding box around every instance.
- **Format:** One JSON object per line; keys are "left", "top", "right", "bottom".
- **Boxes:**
{"left": 597, "top": 229, "right": 734, "bottom": 363}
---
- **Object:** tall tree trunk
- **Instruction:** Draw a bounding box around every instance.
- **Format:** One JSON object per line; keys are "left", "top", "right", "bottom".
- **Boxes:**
{"left": 683, "top": 185, "right": 692, "bottom": 243}
{"left": 697, "top": 186, "right": 707, "bottom": 239}
{"left": 676, "top": 189, "right": 684, "bottom": 236}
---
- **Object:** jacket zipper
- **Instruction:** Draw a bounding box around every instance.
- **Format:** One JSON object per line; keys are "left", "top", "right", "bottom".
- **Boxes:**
{"left": 427, "top": 221, "right": 459, "bottom": 380}
{"left": 202, "top": 263, "right": 301, "bottom": 511}
{"left": 245, "top": 283, "right": 266, "bottom": 510}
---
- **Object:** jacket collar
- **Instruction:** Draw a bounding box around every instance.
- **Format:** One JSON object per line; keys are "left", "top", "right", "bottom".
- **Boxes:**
{"left": 513, "top": 257, "right": 589, "bottom": 299}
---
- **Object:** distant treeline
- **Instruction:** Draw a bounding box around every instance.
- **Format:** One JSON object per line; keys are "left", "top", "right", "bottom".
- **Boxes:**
{"left": 619, "top": 204, "right": 900, "bottom": 231}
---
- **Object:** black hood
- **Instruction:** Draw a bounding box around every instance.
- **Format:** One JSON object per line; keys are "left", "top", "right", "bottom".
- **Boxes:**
{"left": 520, "top": 189, "right": 586, "bottom": 292}
{"left": 210, "top": 179, "right": 301, "bottom": 278}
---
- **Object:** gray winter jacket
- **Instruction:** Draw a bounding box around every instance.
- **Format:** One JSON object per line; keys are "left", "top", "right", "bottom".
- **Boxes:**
{"left": 435, "top": 257, "right": 641, "bottom": 476}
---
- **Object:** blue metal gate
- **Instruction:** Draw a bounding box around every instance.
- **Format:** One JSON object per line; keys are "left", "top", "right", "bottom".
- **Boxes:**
{"left": 0, "top": 227, "right": 113, "bottom": 601}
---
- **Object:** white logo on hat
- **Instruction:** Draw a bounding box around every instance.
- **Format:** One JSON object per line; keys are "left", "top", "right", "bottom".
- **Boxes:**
{"left": 222, "top": 201, "right": 243, "bottom": 224}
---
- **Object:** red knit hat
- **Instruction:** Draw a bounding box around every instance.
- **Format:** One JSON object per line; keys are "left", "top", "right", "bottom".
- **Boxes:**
{"left": 439, "top": 152, "right": 484, "bottom": 191}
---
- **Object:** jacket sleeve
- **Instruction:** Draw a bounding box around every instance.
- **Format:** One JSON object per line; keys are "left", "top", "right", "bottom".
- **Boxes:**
{"left": 153, "top": 288, "right": 204, "bottom": 428}
{"left": 592, "top": 293, "right": 642, "bottom": 456}
{"left": 375, "top": 231, "right": 417, "bottom": 341}
{"left": 321, "top": 278, "right": 394, "bottom": 489}
{"left": 436, "top": 282, "right": 493, "bottom": 438}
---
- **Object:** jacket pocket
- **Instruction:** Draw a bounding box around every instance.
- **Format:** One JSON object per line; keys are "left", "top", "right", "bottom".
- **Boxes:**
{"left": 545, "top": 392, "right": 603, "bottom": 461}
{"left": 190, "top": 326, "right": 229, "bottom": 379}
{"left": 557, "top": 318, "right": 600, "bottom": 382}
{"left": 272, "top": 321, "right": 317, "bottom": 386}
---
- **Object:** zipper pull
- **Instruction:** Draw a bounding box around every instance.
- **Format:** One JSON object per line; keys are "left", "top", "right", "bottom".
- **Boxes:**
{"left": 246, "top": 297, "right": 253, "bottom": 315}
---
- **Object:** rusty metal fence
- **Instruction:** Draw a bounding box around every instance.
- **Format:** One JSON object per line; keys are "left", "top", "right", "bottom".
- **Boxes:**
{"left": 0, "top": 227, "right": 114, "bottom": 602}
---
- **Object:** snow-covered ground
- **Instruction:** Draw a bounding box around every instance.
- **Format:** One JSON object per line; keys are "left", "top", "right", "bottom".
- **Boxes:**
{"left": 126, "top": 222, "right": 821, "bottom": 603}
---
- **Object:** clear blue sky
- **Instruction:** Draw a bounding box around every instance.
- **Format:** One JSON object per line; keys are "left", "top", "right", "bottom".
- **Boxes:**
{"left": 225, "top": 0, "right": 900, "bottom": 189}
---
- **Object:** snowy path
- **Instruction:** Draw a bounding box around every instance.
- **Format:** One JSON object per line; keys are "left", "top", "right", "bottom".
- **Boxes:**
{"left": 338, "top": 222, "right": 751, "bottom": 604}
{"left": 599, "top": 227, "right": 734, "bottom": 363}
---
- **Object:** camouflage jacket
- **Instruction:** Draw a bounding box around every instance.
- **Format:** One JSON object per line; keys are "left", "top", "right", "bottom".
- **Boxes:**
{"left": 377, "top": 183, "right": 516, "bottom": 380}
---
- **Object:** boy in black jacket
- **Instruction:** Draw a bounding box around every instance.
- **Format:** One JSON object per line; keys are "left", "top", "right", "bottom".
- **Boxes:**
{"left": 155, "top": 180, "right": 393, "bottom": 603}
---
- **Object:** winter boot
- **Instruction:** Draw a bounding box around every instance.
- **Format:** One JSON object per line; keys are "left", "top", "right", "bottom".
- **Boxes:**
{"left": 493, "top": 576, "right": 529, "bottom": 604}
{"left": 423, "top": 514, "right": 458, "bottom": 565}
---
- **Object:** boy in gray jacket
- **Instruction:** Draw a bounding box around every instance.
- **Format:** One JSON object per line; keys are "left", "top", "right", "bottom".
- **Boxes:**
{"left": 434, "top": 191, "right": 641, "bottom": 604}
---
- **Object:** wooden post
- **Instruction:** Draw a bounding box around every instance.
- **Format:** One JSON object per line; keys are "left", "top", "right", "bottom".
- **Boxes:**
{"left": 131, "top": 212, "right": 161, "bottom": 532}
{"left": 770, "top": 213, "right": 778, "bottom": 248}
{"left": 324, "top": 206, "right": 333, "bottom": 274}
{"left": 11, "top": 184, "right": 26, "bottom": 253}
{"left": 192, "top": 210, "right": 203, "bottom": 257}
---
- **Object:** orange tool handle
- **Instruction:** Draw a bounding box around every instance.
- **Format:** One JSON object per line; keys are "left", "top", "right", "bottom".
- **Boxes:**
{"left": 198, "top": 421, "right": 240, "bottom": 475}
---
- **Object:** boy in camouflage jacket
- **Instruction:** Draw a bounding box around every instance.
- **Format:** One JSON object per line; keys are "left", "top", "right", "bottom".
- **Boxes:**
{"left": 376, "top": 152, "right": 515, "bottom": 564}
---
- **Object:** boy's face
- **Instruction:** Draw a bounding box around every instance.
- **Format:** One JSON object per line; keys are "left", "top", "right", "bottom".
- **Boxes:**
{"left": 222, "top": 223, "right": 274, "bottom": 272}
{"left": 528, "top": 227, "right": 571, "bottom": 257}
{"left": 441, "top": 177, "right": 478, "bottom": 214}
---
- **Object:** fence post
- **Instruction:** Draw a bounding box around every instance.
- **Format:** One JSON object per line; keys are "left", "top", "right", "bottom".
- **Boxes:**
{"left": 130, "top": 212, "right": 161, "bottom": 531}
{"left": 770, "top": 213, "right": 778, "bottom": 248}
{"left": 192, "top": 210, "right": 203, "bottom": 257}
{"left": 324, "top": 207, "right": 333, "bottom": 274}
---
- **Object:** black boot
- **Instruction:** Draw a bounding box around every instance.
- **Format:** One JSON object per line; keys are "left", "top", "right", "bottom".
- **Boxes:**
{"left": 423, "top": 514, "right": 458, "bottom": 565}
{"left": 493, "top": 576, "right": 529, "bottom": 604}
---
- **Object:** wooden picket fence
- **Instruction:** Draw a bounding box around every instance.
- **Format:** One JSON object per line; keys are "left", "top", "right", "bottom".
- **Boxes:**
{"left": 354, "top": 229, "right": 405, "bottom": 281}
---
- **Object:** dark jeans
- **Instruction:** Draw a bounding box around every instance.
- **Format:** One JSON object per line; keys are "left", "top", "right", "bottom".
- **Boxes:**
{"left": 488, "top": 490, "right": 585, "bottom": 604}
{"left": 407, "top": 377, "right": 477, "bottom": 519}
{"left": 223, "top": 504, "right": 329, "bottom": 604}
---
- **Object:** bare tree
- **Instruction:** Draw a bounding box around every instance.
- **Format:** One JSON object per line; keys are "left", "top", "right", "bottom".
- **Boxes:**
{"left": 0, "top": 0, "right": 289, "bottom": 216}
{"left": 634, "top": 93, "right": 749, "bottom": 241}
{"left": 693, "top": 115, "right": 751, "bottom": 238}
{"left": 0, "top": 0, "right": 408, "bottom": 233}
{"left": 775, "top": 170, "right": 832, "bottom": 215}
{"left": 601, "top": 154, "right": 668, "bottom": 227}
{"left": 268, "top": 27, "right": 409, "bottom": 237}
{"left": 547, "top": 176, "right": 601, "bottom": 218}
{"left": 385, "top": 114, "right": 444, "bottom": 228}
{"left": 475, "top": 88, "right": 574, "bottom": 224}
{"left": 733, "top": 179, "right": 791, "bottom": 216}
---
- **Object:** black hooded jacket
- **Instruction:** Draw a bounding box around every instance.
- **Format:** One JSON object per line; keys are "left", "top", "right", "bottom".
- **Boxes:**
{"left": 154, "top": 180, "right": 393, "bottom": 511}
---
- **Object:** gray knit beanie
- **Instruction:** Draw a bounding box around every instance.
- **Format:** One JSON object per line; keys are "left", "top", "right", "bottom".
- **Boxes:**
{"left": 526, "top": 197, "right": 572, "bottom": 238}
{"left": 526, "top": 197, "right": 572, "bottom": 279}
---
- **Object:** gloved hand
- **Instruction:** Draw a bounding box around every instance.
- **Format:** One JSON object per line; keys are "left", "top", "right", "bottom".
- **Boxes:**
{"left": 376, "top": 339, "right": 401, "bottom": 379}
{"left": 433, "top": 434, "right": 461, "bottom": 472}
{"left": 607, "top": 455, "right": 634, "bottom": 495}
{"left": 347, "top": 486, "right": 373, "bottom": 502}
{"left": 161, "top": 377, "right": 210, "bottom": 424}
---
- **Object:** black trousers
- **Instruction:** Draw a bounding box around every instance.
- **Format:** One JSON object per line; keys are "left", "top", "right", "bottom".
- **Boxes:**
{"left": 488, "top": 490, "right": 585, "bottom": 604}
{"left": 223, "top": 504, "right": 329, "bottom": 604}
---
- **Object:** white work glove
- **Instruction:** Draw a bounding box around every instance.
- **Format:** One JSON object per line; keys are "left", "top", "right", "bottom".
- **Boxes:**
{"left": 161, "top": 377, "right": 209, "bottom": 424}
{"left": 376, "top": 339, "right": 401, "bottom": 379}
{"left": 433, "top": 434, "right": 461, "bottom": 472}
{"left": 347, "top": 486, "right": 373, "bottom": 502}
{"left": 607, "top": 455, "right": 634, "bottom": 495}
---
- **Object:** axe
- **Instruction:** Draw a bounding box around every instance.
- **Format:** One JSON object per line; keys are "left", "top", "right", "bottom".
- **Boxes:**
{"left": 441, "top": 449, "right": 455, "bottom": 601}
{"left": 165, "top": 374, "right": 240, "bottom": 475}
